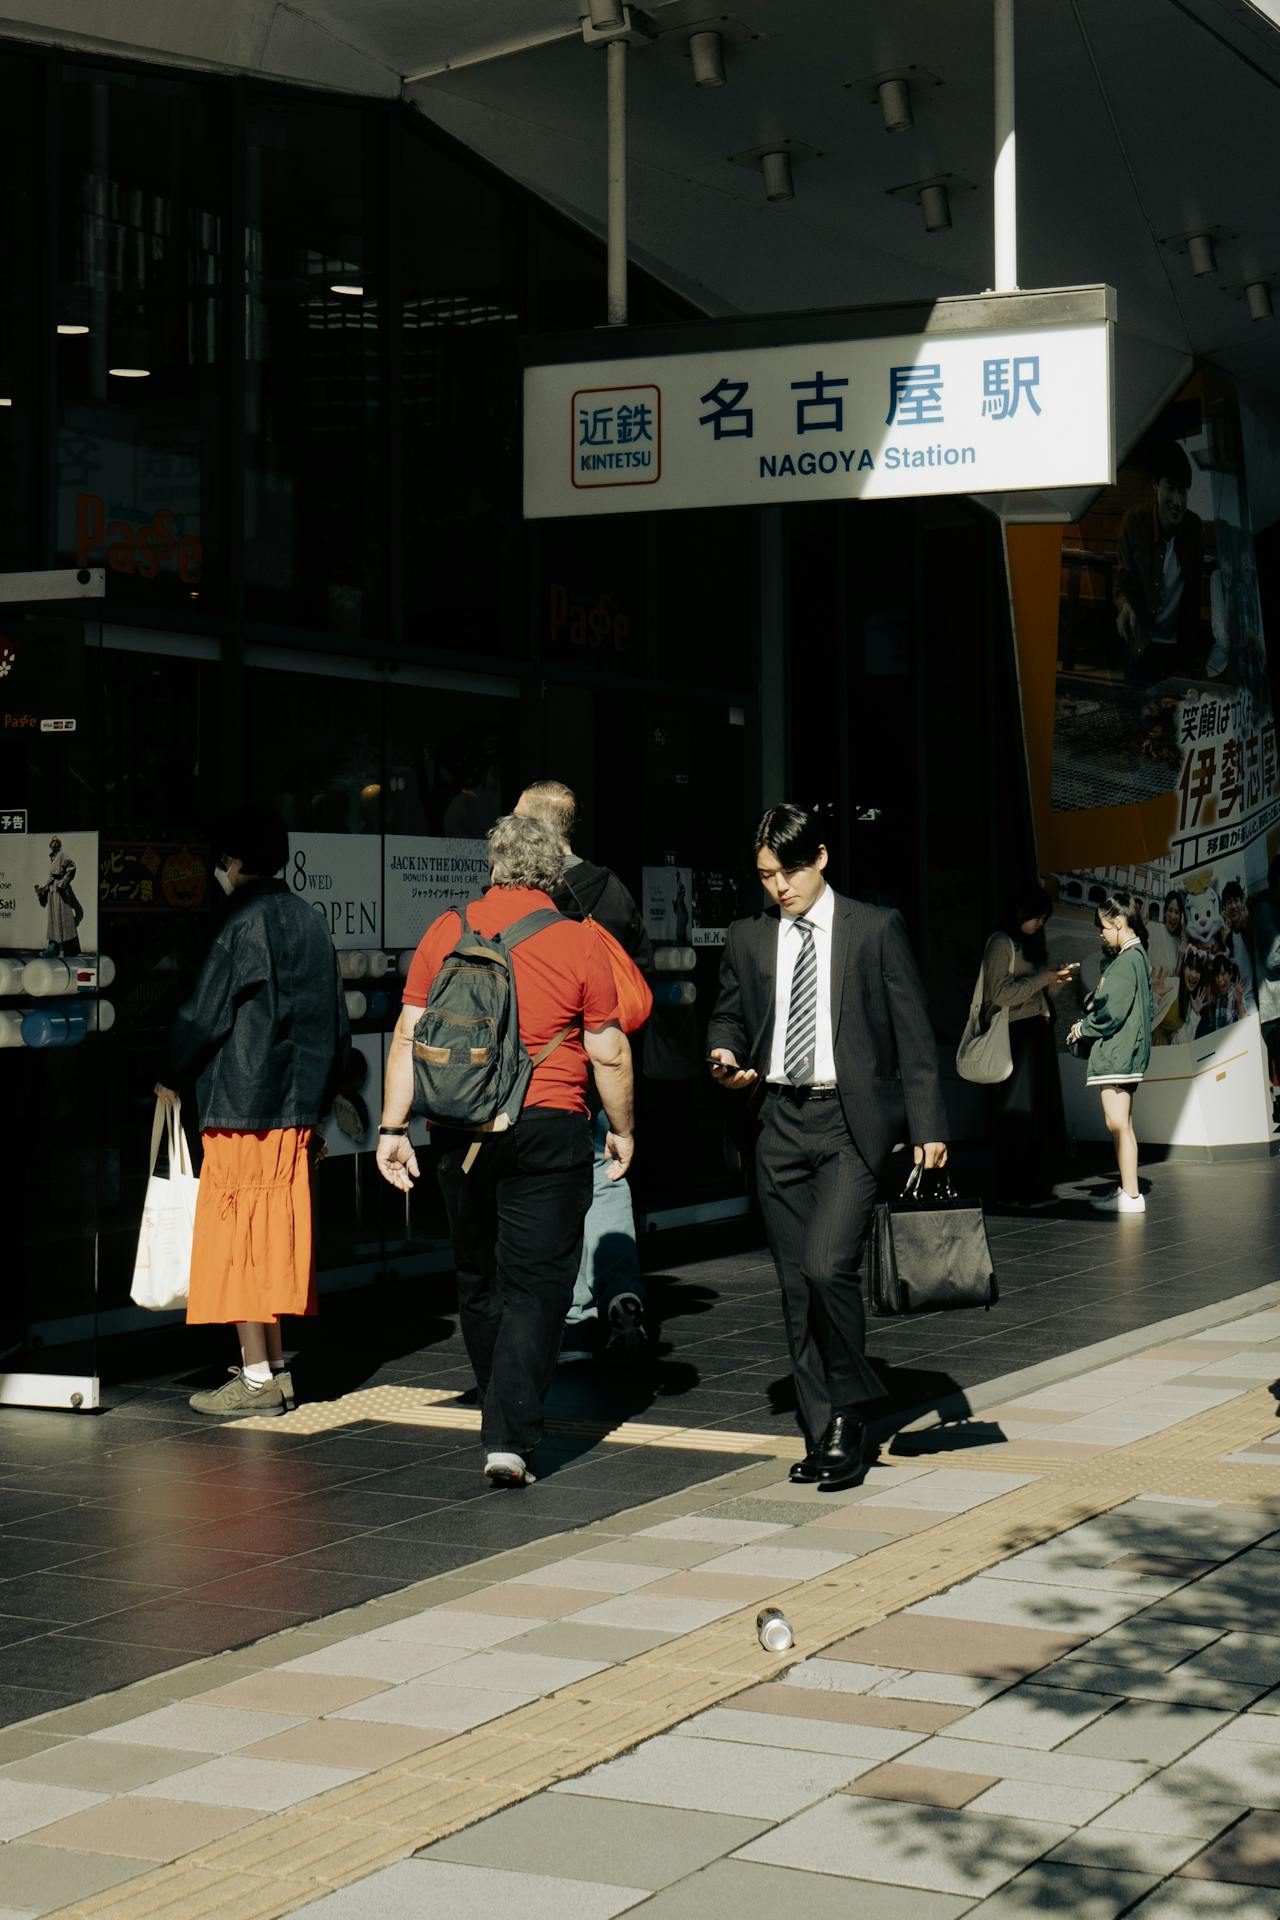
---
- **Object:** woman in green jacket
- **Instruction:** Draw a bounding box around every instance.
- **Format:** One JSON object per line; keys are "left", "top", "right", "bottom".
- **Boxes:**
{"left": 1068, "top": 889, "right": 1154, "bottom": 1216}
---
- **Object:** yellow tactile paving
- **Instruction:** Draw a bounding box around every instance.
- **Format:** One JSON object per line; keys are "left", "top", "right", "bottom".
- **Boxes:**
{"left": 235, "top": 1382, "right": 807, "bottom": 1456}
{"left": 46, "top": 1381, "right": 1280, "bottom": 1920}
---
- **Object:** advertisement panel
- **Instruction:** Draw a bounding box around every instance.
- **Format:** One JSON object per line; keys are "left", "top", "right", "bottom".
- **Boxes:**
{"left": 1008, "top": 368, "right": 1279, "bottom": 1147}
{"left": 0, "top": 831, "right": 99, "bottom": 954}
{"left": 286, "top": 833, "right": 380, "bottom": 949}
{"left": 384, "top": 836, "right": 489, "bottom": 950}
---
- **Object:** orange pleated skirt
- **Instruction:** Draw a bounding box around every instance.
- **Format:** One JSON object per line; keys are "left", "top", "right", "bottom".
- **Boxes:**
{"left": 187, "top": 1128, "right": 318, "bottom": 1325}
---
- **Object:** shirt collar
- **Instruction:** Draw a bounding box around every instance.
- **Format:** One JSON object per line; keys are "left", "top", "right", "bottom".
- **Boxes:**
{"left": 782, "top": 883, "right": 835, "bottom": 935}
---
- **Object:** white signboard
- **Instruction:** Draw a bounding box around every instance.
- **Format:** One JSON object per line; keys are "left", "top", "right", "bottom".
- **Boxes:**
{"left": 524, "top": 295, "right": 1114, "bottom": 518}
{"left": 286, "top": 834, "right": 380, "bottom": 949}
{"left": 384, "top": 836, "right": 490, "bottom": 950}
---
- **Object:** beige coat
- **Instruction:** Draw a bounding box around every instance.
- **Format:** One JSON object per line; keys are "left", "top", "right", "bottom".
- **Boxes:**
{"left": 981, "top": 933, "right": 1050, "bottom": 1027}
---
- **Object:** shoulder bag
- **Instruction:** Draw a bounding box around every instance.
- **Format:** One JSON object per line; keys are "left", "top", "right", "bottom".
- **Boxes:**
{"left": 955, "top": 938, "right": 1013, "bottom": 1084}
{"left": 130, "top": 1096, "right": 199, "bottom": 1312}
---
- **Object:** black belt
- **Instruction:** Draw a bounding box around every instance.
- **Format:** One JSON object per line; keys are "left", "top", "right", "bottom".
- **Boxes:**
{"left": 765, "top": 1082, "right": 840, "bottom": 1102}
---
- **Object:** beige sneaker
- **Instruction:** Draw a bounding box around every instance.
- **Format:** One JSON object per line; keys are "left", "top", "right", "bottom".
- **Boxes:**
{"left": 189, "top": 1369, "right": 287, "bottom": 1417}
{"left": 272, "top": 1368, "right": 296, "bottom": 1412}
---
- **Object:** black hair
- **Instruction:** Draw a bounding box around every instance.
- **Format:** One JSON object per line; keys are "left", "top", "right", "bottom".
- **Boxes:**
{"left": 1147, "top": 441, "right": 1192, "bottom": 491}
{"left": 1094, "top": 887, "right": 1149, "bottom": 948}
{"left": 995, "top": 881, "right": 1053, "bottom": 966}
{"left": 1163, "top": 889, "right": 1185, "bottom": 920}
{"left": 1221, "top": 879, "right": 1245, "bottom": 905}
{"left": 212, "top": 802, "right": 289, "bottom": 878}
{"left": 753, "top": 802, "right": 829, "bottom": 869}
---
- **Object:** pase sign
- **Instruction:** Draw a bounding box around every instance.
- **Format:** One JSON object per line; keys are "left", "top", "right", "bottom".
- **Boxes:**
{"left": 523, "top": 286, "right": 1115, "bottom": 519}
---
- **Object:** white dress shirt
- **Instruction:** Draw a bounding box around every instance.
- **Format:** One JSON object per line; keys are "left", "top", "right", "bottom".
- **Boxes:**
{"left": 767, "top": 882, "right": 837, "bottom": 1084}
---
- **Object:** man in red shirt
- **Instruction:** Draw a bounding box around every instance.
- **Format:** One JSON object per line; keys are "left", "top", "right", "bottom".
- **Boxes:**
{"left": 376, "top": 813, "right": 634, "bottom": 1487}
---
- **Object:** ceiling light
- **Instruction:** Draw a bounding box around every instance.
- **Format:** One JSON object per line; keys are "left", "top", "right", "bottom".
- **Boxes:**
{"left": 586, "top": 0, "right": 626, "bottom": 27}
{"left": 330, "top": 283, "right": 364, "bottom": 297}
{"left": 761, "top": 150, "right": 794, "bottom": 202}
{"left": 57, "top": 324, "right": 90, "bottom": 336}
{"left": 108, "top": 367, "right": 151, "bottom": 378}
{"left": 878, "top": 77, "right": 913, "bottom": 132}
{"left": 1187, "top": 232, "right": 1216, "bottom": 276}
{"left": 689, "top": 29, "right": 725, "bottom": 86}
{"left": 920, "top": 183, "right": 951, "bottom": 232}
{"left": 1246, "top": 281, "right": 1274, "bottom": 322}
{"left": 0, "top": 398, "right": 11, "bottom": 408}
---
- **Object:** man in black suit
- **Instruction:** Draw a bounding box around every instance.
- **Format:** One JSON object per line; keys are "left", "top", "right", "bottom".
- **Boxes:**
{"left": 708, "top": 803, "right": 948, "bottom": 1490}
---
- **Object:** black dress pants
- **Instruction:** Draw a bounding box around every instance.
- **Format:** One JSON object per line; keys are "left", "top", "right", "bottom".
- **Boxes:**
{"left": 437, "top": 1109, "right": 593, "bottom": 1457}
{"left": 754, "top": 1090, "right": 884, "bottom": 1446}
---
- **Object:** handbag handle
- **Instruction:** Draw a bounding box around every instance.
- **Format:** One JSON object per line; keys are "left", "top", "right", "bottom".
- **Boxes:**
{"left": 151, "top": 1094, "right": 194, "bottom": 1181}
{"left": 900, "top": 1164, "right": 957, "bottom": 1203}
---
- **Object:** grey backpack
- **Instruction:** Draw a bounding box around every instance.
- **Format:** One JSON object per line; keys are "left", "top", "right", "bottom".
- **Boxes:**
{"left": 410, "top": 904, "right": 571, "bottom": 1142}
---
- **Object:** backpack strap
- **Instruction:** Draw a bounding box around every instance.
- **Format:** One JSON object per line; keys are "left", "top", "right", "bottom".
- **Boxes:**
{"left": 458, "top": 1023, "right": 574, "bottom": 1176}
{"left": 498, "top": 907, "right": 563, "bottom": 950}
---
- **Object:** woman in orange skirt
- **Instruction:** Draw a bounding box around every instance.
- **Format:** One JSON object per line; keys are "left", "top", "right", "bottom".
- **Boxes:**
{"left": 159, "top": 804, "right": 348, "bottom": 1417}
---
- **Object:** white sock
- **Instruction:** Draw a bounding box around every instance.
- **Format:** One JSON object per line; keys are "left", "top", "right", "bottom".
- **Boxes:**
{"left": 242, "top": 1359, "right": 272, "bottom": 1388}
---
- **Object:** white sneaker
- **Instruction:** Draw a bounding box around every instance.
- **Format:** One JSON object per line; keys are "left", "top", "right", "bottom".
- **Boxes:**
{"left": 1090, "top": 1189, "right": 1146, "bottom": 1214}
{"left": 484, "top": 1451, "right": 536, "bottom": 1488}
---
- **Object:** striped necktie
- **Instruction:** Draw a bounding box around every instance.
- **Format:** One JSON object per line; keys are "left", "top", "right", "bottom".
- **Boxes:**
{"left": 783, "top": 917, "right": 817, "bottom": 1085}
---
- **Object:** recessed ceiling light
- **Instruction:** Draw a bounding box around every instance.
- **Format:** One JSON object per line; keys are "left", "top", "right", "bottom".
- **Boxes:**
{"left": 57, "top": 324, "right": 90, "bottom": 336}
{"left": 761, "top": 150, "right": 794, "bottom": 202}
{"left": 108, "top": 367, "right": 151, "bottom": 378}
{"left": 1187, "top": 233, "right": 1216, "bottom": 277}
{"left": 330, "top": 283, "right": 364, "bottom": 297}
{"left": 1246, "top": 281, "right": 1274, "bottom": 322}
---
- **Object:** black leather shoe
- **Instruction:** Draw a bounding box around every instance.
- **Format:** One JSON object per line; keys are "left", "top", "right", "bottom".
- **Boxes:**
{"left": 789, "top": 1453, "right": 821, "bottom": 1485}
{"left": 813, "top": 1412, "right": 868, "bottom": 1491}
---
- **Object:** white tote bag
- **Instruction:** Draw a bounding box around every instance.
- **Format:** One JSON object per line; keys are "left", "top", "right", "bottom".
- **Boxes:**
{"left": 130, "top": 1097, "right": 200, "bottom": 1311}
{"left": 955, "top": 938, "right": 1014, "bottom": 1085}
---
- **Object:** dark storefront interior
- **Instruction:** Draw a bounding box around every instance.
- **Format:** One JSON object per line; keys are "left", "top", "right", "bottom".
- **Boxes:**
{"left": 0, "top": 46, "right": 1023, "bottom": 1389}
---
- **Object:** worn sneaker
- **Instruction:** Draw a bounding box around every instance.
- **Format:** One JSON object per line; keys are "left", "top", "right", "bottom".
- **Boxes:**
{"left": 605, "top": 1293, "right": 648, "bottom": 1363}
{"left": 1089, "top": 1189, "right": 1146, "bottom": 1214}
{"left": 189, "top": 1368, "right": 287, "bottom": 1417}
{"left": 272, "top": 1368, "right": 296, "bottom": 1412}
{"left": 484, "top": 1451, "right": 536, "bottom": 1489}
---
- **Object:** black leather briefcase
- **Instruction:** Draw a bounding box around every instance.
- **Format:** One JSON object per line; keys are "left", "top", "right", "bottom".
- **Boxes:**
{"left": 868, "top": 1168, "right": 998, "bottom": 1316}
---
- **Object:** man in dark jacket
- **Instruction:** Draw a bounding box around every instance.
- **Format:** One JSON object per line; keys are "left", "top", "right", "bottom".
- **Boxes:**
{"left": 709, "top": 803, "right": 948, "bottom": 1489}
{"left": 1114, "top": 442, "right": 1205, "bottom": 685}
{"left": 159, "top": 804, "right": 348, "bottom": 1417}
{"left": 516, "top": 780, "right": 653, "bottom": 1362}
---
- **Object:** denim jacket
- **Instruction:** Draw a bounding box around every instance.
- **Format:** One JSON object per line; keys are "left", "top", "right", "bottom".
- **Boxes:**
{"left": 166, "top": 879, "right": 350, "bottom": 1131}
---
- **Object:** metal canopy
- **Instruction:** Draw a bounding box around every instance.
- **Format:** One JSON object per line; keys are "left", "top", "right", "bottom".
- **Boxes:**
{"left": 5, "top": 0, "right": 1280, "bottom": 515}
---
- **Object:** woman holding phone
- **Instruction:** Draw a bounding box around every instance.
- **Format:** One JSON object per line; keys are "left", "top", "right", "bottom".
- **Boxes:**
{"left": 981, "top": 883, "right": 1075, "bottom": 1210}
{"left": 1068, "top": 890, "right": 1155, "bottom": 1215}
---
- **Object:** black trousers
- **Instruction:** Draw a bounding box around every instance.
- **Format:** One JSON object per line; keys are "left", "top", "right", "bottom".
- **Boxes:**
{"left": 989, "top": 1015, "right": 1065, "bottom": 1203}
{"left": 754, "top": 1091, "right": 884, "bottom": 1446}
{"left": 437, "top": 1109, "right": 593, "bottom": 1457}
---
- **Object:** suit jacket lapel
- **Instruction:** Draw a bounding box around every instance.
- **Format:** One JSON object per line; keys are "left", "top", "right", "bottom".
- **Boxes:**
{"left": 751, "top": 910, "right": 779, "bottom": 1063}
{"left": 831, "top": 890, "right": 852, "bottom": 1043}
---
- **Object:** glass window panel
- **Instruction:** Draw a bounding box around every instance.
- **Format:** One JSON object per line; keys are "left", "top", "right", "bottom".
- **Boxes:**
{"left": 54, "top": 67, "right": 227, "bottom": 611}
{"left": 245, "top": 665, "right": 384, "bottom": 834}
{"left": 0, "top": 50, "right": 43, "bottom": 572}
{"left": 400, "top": 127, "right": 524, "bottom": 656}
{"left": 243, "top": 101, "right": 385, "bottom": 635}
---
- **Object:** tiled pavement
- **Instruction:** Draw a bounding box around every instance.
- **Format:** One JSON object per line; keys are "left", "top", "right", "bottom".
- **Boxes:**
{"left": 2, "top": 1157, "right": 1279, "bottom": 1721}
{"left": 3, "top": 1291, "right": 1280, "bottom": 1917}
